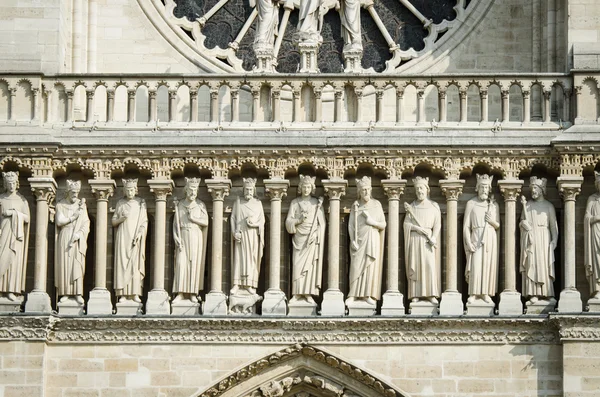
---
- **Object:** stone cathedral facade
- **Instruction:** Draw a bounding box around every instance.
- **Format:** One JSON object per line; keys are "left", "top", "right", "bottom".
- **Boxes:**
{"left": 1, "top": 0, "right": 600, "bottom": 396}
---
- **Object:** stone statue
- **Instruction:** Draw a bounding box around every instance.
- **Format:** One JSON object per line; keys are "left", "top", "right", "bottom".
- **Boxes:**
{"left": 339, "top": 0, "right": 362, "bottom": 51}
{"left": 519, "top": 177, "right": 558, "bottom": 305}
{"left": 251, "top": 0, "right": 279, "bottom": 50}
{"left": 230, "top": 177, "right": 265, "bottom": 313}
{"left": 172, "top": 177, "right": 209, "bottom": 304}
{"left": 297, "top": 0, "right": 323, "bottom": 44}
{"left": 0, "top": 172, "right": 30, "bottom": 302}
{"left": 403, "top": 177, "right": 442, "bottom": 304}
{"left": 112, "top": 178, "right": 148, "bottom": 303}
{"left": 584, "top": 172, "right": 600, "bottom": 301}
{"left": 346, "top": 176, "right": 386, "bottom": 306}
{"left": 463, "top": 174, "right": 500, "bottom": 304}
{"left": 285, "top": 175, "right": 326, "bottom": 305}
{"left": 55, "top": 180, "right": 90, "bottom": 304}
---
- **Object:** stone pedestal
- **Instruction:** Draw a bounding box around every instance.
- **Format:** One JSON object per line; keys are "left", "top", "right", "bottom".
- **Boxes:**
{"left": 320, "top": 289, "right": 345, "bottom": 317}
{"left": 346, "top": 299, "right": 376, "bottom": 317}
{"left": 254, "top": 47, "right": 275, "bottom": 73}
{"left": 343, "top": 48, "right": 363, "bottom": 73}
{"left": 439, "top": 291, "right": 463, "bottom": 316}
{"left": 229, "top": 290, "right": 262, "bottom": 315}
{"left": 87, "top": 288, "right": 113, "bottom": 315}
{"left": 409, "top": 300, "right": 438, "bottom": 316}
{"left": 261, "top": 289, "right": 287, "bottom": 316}
{"left": 288, "top": 297, "right": 317, "bottom": 316}
{"left": 298, "top": 42, "right": 319, "bottom": 73}
{"left": 381, "top": 291, "right": 406, "bottom": 316}
{"left": 146, "top": 289, "right": 170, "bottom": 315}
{"left": 587, "top": 297, "right": 600, "bottom": 312}
{"left": 115, "top": 299, "right": 143, "bottom": 316}
{"left": 558, "top": 289, "right": 584, "bottom": 313}
{"left": 525, "top": 298, "right": 557, "bottom": 315}
{"left": 466, "top": 298, "right": 495, "bottom": 316}
{"left": 57, "top": 299, "right": 85, "bottom": 316}
{"left": 0, "top": 296, "right": 23, "bottom": 313}
{"left": 171, "top": 300, "right": 200, "bottom": 316}
{"left": 24, "top": 291, "right": 52, "bottom": 314}
{"left": 203, "top": 291, "right": 228, "bottom": 315}
{"left": 498, "top": 291, "right": 523, "bottom": 315}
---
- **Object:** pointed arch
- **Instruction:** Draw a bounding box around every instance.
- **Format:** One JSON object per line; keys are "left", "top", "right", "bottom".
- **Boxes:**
{"left": 198, "top": 344, "right": 409, "bottom": 397}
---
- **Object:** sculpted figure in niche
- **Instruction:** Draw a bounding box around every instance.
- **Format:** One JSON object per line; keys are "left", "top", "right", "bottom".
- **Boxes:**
{"left": 251, "top": 0, "right": 279, "bottom": 50}
{"left": 112, "top": 178, "right": 148, "bottom": 303}
{"left": 584, "top": 171, "right": 600, "bottom": 301}
{"left": 463, "top": 174, "right": 500, "bottom": 304}
{"left": 519, "top": 177, "right": 558, "bottom": 304}
{"left": 55, "top": 180, "right": 90, "bottom": 304}
{"left": 172, "top": 178, "right": 209, "bottom": 304}
{"left": 339, "top": 0, "right": 362, "bottom": 51}
{"left": 403, "top": 177, "right": 442, "bottom": 304}
{"left": 297, "top": 0, "right": 323, "bottom": 44}
{"left": 231, "top": 178, "right": 265, "bottom": 298}
{"left": 0, "top": 172, "right": 30, "bottom": 301}
{"left": 346, "top": 176, "right": 386, "bottom": 306}
{"left": 285, "top": 175, "right": 325, "bottom": 304}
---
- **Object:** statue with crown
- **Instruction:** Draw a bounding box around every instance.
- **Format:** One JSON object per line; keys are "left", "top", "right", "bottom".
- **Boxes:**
{"left": 585, "top": 171, "right": 600, "bottom": 311}
{"left": 403, "top": 176, "right": 442, "bottom": 315}
{"left": 463, "top": 174, "right": 500, "bottom": 316}
{"left": 230, "top": 177, "right": 265, "bottom": 314}
{"left": 55, "top": 179, "right": 90, "bottom": 315}
{"left": 285, "top": 175, "right": 325, "bottom": 315}
{"left": 346, "top": 176, "right": 386, "bottom": 316}
{"left": 112, "top": 178, "right": 148, "bottom": 315}
{"left": 171, "top": 177, "right": 209, "bottom": 315}
{"left": 0, "top": 171, "right": 30, "bottom": 311}
{"left": 519, "top": 176, "right": 558, "bottom": 313}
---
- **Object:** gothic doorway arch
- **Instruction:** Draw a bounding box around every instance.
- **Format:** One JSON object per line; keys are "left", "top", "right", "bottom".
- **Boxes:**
{"left": 197, "top": 344, "right": 409, "bottom": 397}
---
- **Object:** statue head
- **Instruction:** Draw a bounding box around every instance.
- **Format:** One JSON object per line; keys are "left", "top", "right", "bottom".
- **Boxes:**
{"left": 243, "top": 177, "right": 257, "bottom": 199}
{"left": 2, "top": 172, "right": 19, "bottom": 193}
{"left": 412, "top": 176, "right": 429, "bottom": 201}
{"left": 122, "top": 178, "right": 138, "bottom": 199}
{"left": 475, "top": 174, "right": 493, "bottom": 200}
{"left": 529, "top": 176, "right": 547, "bottom": 199}
{"left": 298, "top": 174, "right": 316, "bottom": 197}
{"left": 185, "top": 177, "right": 200, "bottom": 200}
{"left": 66, "top": 180, "right": 81, "bottom": 202}
{"left": 356, "top": 176, "right": 372, "bottom": 201}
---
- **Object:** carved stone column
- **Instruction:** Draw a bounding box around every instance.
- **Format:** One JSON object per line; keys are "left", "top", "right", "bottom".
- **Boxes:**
{"left": 262, "top": 180, "right": 289, "bottom": 316}
{"left": 272, "top": 90, "right": 281, "bottom": 122}
{"left": 203, "top": 179, "right": 231, "bottom": 315}
{"left": 106, "top": 89, "right": 115, "bottom": 122}
{"left": 459, "top": 89, "right": 467, "bottom": 123}
{"left": 381, "top": 179, "right": 407, "bottom": 315}
{"left": 231, "top": 89, "right": 239, "bottom": 122}
{"left": 87, "top": 180, "right": 116, "bottom": 315}
{"left": 146, "top": 179, "right": 174, "bottom": 315}
{"left": 8, "top": 88, "right": 16, "bottom": 122}
{"left": 396, "top": 89, "right": 404, "bottom": 123}
{"left": 543, "top": 90, "right": 552, "bottom": 123}
{"left": 148, "top": 89, "right": 157, "bottom": 122}
{"left": 498, "top": 180, "right": 523, "bottom": 315}
{"left": 210, "top": 88, "right": 219, "bottom": 123}
{"left": 321, "top": 180, "right": 347, "bottom": 316}
{"left": 127, "top": 89, "right": 136, "bottom": 123}
{"left": 480, "top": 90, "right": 488, "bottom": 123}
{"left": 523, "top": 90, "right": 531, "bottom": 123}
{"left": 25, "top": 178, "right": 56, "bottom": 313}
{"left": 376, "top": 90, "right": 384, "bottom": 122}
{"left": 169, "top": 90, "right": 177, "bottom": 122}
{"left": 314, "top": 90, "right": 322, "bottom": 123}
{"left": 557, "top": 177, "right": 584, "bottom": 312}
{"left": 439, "top": 180, "right": 464, "bottom": 315}
{"left": 293, "top": 88, "right": 301, "bottom": 123}
{"left": 417, "top": 89, "right": 425, "bottom": 123}
{"left": 438, "top": 89, "right": 447, "bottom": 123}
{"left": 334, "top": 90, "right": 343, "bottom": 122}
{"left": 66, "top": 90, "right": 73, "bottom": 123}
{"left": 190, "top": 90, "right": 198, "bottom": 122}
{"left": 501, "top": 89, "right": 510, "bottom": 123}
{"left": 251, "top": 88, "right": 260, "bottom": 122}
{"left": 574, "top": 85, "right": 583, "bottom": 123}
{"left": 86, "top": 89, "right": 94, "bottom": 123}
{"left": 354, "top": 88, "right": 363, "bottom": 123}
{"left": 564, "top": 89, "right": 572, "bottom": 122}
{"left": 31, "top": 88, "right": 39, "bottom": 122}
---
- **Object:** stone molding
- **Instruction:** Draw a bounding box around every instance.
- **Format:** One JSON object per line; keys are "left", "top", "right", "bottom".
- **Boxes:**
{"left": 551, "top": 315, "right": 600, "bottom": 341}
{"left": 0, "top": 316, "right": 565, "bottom": 344}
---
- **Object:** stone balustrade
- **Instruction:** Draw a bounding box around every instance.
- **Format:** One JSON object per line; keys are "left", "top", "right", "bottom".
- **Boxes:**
{"left": 0, "top": 72, "right": 590, "bottom": 129}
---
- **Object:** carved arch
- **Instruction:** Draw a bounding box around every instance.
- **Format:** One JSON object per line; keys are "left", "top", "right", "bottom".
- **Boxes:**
{"left": 198, "top": 344, "right": 408, "bottom": 397}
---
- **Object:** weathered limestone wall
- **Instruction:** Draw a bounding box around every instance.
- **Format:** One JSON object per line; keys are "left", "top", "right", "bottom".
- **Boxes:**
{"left": 0, "top": 341, "right": 45, "bottom": 397}
{"left": 569, "top": 0, "right": 600, "bottom": 70}
{"left": 563, "top": 341, "right": 600, "bottom": 396}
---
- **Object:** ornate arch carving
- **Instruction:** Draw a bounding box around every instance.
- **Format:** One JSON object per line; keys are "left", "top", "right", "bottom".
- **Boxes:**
{"left": 199, "top": 344, "right": 408, "bottom": 397}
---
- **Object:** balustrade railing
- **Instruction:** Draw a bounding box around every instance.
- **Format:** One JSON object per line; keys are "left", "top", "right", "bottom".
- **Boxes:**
{"left": 0, "top": 73, "right": 581, "bottom": 130}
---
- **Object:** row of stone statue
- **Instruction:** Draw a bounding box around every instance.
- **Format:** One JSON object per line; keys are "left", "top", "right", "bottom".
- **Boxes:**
{"left": 2, "top": 170, "right": 600, "bottom": 315}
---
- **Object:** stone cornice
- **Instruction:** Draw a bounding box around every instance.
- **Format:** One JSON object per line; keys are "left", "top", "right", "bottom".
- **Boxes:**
{"left": 0, "top": 316, "right": 566, "bottom": 344}
{"left": 550, "top": 314, "right": 600, "bottom": 341}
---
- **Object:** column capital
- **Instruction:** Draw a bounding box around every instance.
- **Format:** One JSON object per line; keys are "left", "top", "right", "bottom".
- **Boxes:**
{"left": 264, "top": 179, "right": 289, "bottom": 201}
{"left": 89, "top": 179, "right": 116, "bottom": 201}
{"left": 205, "top": 179, "right": 231, "bottom": 201}
{"left": 28, "top": 177, "right": 57, "bottom": 203}
{"left": 439, "top": 179, "right": 464, "bottom": 201}
{"left": 557, "top": 176, "right": 584, "bottom": 202}
{"left": 381, "top": 179, "right": 407, "bottom": 200}
{"left": 498, "top": 179, "right": 524, "bottom": 202}
{"left": 147, "top": 179, "right": 174, "bottom": 201}
{"left": 322, "top": 179, "right": 347, "bottom": 200}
